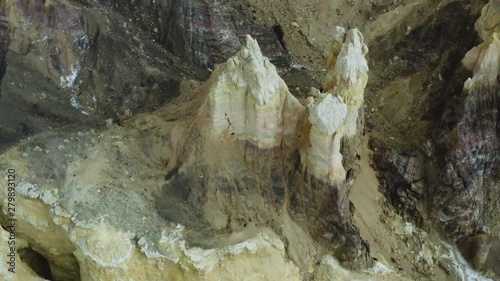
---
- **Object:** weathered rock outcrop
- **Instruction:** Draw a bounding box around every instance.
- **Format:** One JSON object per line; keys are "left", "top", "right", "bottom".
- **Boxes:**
{"left": 0, "top": 30, "right": 378, "bottom": 280}
{"left": 4, "top": 0, "right": 500, "bottom": 280}
{"left": 369, "top": 139, "right": 427, "bottom": 224}
{"left": 0, "top": 0, "right": 206, "bottom": 152}
{"left": 0, "top": 0, "right": 293, "bottom": 153}
{"left": 0, "top": 0, "right": 219, "bottom": 151}
{"left": 85, "top": 0, "right": 291, "bottom": 69}
{"left": 194, "top": 32, "right": 370, "bottom": 265}
{"left": 369, "top": 1, "right": 499, "bottom": 278}
{"left": 200, "top": 35, "right": 304, "bottom": 148}
{"left": 297, "top": 27, "right": 368, "bottom": 187}
{"left": 323, "top": 27, "right": 368, "bottom": 138}
{"left": 302, "top": 91, "right": 348, "bottom": 184}
{"left": 164, "top": 0, "right": 291, "bottom": 69}
{"left": 430, "top": 0, "right": 500, "bottom": 239}
{"left": 433, "top": 1, "right": 500, "bottom": 276}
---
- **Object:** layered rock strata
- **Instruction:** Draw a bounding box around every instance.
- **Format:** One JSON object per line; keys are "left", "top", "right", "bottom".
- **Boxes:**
{"left": 0, "top": 0, "right": 291, "bottom": 153}
{"left": 88, "top": 0, "right": 291, "bottom": 69}
{"left": 165, "top": 0, "right": 291, "bottom": 69}
{"left": 369, "top": 1, "right": 499, "bottom": 277}
{"left": 1, "top": 31, "right": 373, "bottom": 280}
{"left": 434, "top": 1, "right": 499, "bottom": 276}
{"left": 367, "top": 1, "right": 480, "bottom": 228}
{"left": 0, "top": 0, "right": 206, "bottom": 152}
{"left": 429, "top": 0, "right": 500, "bottom": 239}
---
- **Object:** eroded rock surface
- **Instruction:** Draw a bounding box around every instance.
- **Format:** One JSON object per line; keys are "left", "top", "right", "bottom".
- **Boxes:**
{"left": 201, "top": 35, "right": 303, "bottom": 148}
{"left": 432, "top": 0, "right": 500, "bottom": 241}
{"left": 0, "top": 0, "right": 206, "bottom": 152}
{"left": 433, "top": 2, "right": 499, "bottom": 276}
{"left": 368, "top": 1, "right": 499, "bottom": 278}
{"left": 3, "top": 0, "right": 497, "bottom": 280}
{"left": 0, "top": 28, "right": 416, "bottom": 280}
{"left": 0, "top": 0, "right": 300, "bottom": 154}
{"left": 83, "top": 0, "right": 291, "bottom": 69}
{"left": 164, "top": 0, "right": 291, "bottom": 69}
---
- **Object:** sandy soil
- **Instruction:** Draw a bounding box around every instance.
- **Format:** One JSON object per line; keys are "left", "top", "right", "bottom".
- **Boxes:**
{"left": 349, "top": 135, "right": 498, "bottom": 281}
{"left": 350, "top": 136, "right": 391, "bottom": 264}
{"left": 350, "top": 136, "right": 446, "bottom": 280}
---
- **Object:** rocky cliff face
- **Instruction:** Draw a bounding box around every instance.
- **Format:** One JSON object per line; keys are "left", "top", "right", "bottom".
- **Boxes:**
{"left": 435, "top": 0, "right": 500, "bottom": 244}
{"left": 368, "top": 0, "right": 500, "bottom": 278}
{"left": 164, "top": 0, "right": 291, "bottom": 69}
{"left": 166, "top": 30, "right": 371, "bottom": 267}
{"left": 0, "top": 0, "right": 209, "bottom": 153}
{"left": 435, "top": 1, "right": 499, "bottom": 275}
{"left": 80, "top": 0, "right": 291, "bottom": 69}
{"left": 0, "top": 0, "right": 289, "bottom": 153}
{"left": 0, "top": 22, "right": 408, "bottom": 279}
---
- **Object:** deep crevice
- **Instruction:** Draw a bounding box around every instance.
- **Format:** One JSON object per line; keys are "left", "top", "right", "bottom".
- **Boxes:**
{"left": 272, "top": 24, "right": 287, "bottom": 51}
{"left": 0, "top": 11, "right": 10, "bottom": 87}
{"left": 18, "top": 247, "right": 54, "bottom": 281}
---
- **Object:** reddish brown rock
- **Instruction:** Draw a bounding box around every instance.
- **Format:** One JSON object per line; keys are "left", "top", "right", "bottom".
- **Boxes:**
{"left": 88, "top": 0, "right": 291, "bottom": 69}
{"left": 165, "top": 0, "right": 291, "bottom": 69}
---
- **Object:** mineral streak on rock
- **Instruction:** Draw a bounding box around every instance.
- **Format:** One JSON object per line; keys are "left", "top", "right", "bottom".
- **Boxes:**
{"left": 202, "top": 35, "right": 304, "bottom": 148}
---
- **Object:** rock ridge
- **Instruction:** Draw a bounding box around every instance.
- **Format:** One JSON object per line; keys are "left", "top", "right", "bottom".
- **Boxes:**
{"left": 0, "top": 30, "right": 375, "bottom": 280}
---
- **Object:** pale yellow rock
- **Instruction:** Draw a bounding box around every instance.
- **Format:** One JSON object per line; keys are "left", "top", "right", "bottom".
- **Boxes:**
{"left": 301, "top": 28, "right": 369, "bottom": 184}
{"left": 0, "top": 31, "right": 389, "bottom": 281}
{"left": 324, "top": 26, "right": 346, "bottom": 74}
{"left": 201, "top": 35, "right": 305, "bottom": 148}
{"left": 0, "top": 131, "right": 301, "bottom": 281}
{"left": 313, "top": 255, "right": 412, "bottom": 281}
{"left": 314, "top": 255, "right": 352, "bottom": 280}
{"left": 463, "top": 0, "right": 500, "bottom": 90}
{"left": 0, "top": 228, "right": 47, "bottom": 281}
{"left": 69, "top": 221, "right": 300, "bottom": 281}
{"left": 302, "top": 92, "right": 347, "bottom": 184}
{"left": 323, "top": 28, "right": 369, "bottom": 137}
{"left": 475, "top": 0, "right": 500, "bottom": 41}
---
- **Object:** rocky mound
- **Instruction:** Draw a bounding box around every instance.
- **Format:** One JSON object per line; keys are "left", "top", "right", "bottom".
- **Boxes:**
{"left": 0, "top": 24, "right": 413, "bottom": 280}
